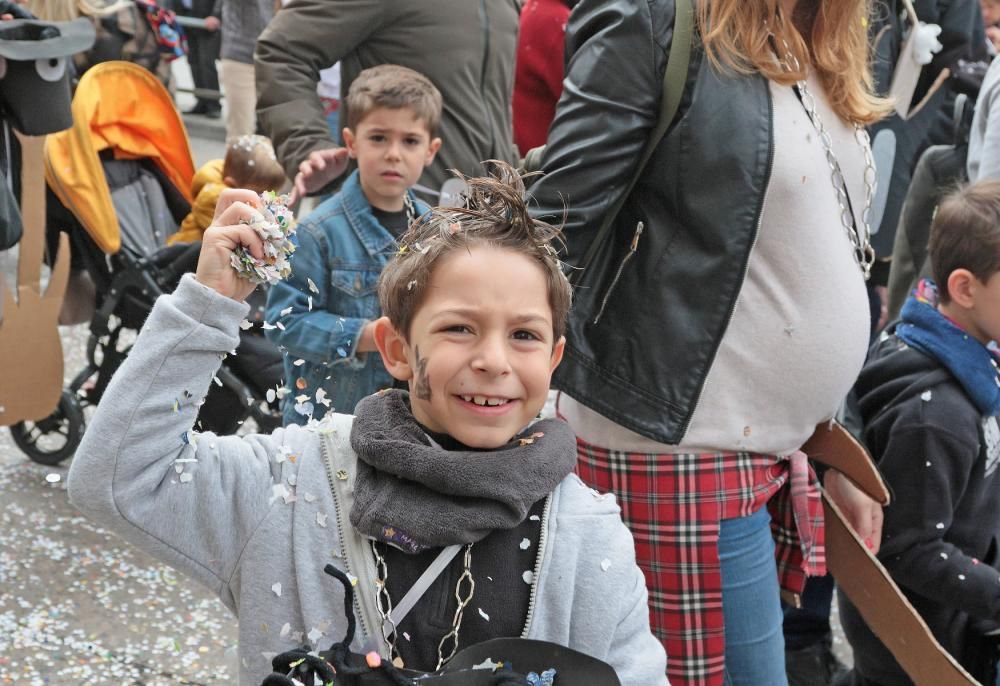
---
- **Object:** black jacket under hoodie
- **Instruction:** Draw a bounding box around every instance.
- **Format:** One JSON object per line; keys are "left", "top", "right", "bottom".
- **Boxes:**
{"left": 839, "top": 327, "right": 1000, "bottom": 685}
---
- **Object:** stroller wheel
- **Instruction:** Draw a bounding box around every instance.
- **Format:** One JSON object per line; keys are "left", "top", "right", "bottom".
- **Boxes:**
{"left": 9, "top": 391, "right": 86, "bottom": 466}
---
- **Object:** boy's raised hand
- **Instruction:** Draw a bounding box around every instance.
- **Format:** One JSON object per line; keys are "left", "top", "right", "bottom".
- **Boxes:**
{"left": 290, "top": 147, "right": 350, "bottom": 204}
{"left": 195, "top": 189, "right": 267, "bottom": 302}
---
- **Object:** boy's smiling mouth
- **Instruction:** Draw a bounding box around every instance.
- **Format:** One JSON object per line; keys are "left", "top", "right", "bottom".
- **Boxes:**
{"left": 457, "top": 394, "right": 513, "bottom": 407}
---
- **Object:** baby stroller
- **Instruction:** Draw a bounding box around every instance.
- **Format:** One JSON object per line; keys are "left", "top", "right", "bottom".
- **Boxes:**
{"left": 8, "top": 61, "right": 283, "bottom": 466}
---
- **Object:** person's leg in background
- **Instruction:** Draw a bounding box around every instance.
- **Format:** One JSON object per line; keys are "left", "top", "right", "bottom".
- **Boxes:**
{"left": 784, "top": 574, "right": 849, "bottom": 686}
{"left": 187, "top": 25, "right": 221, "bottom": 116}
{"left": 219, "top": 58, "right": 257, "bottom": 138}
{"left": 720, "top": 506, "right": 789, "bottom": 686}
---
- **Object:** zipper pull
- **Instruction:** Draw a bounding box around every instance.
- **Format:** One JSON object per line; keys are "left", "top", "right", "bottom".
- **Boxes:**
{"left": 630, "top": 221, "right": 645, "bottom": 252}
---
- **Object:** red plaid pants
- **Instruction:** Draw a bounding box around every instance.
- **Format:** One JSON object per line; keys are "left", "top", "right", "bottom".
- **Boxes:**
{"left": 576, "top": 439, "right": 825, "bottom": 686}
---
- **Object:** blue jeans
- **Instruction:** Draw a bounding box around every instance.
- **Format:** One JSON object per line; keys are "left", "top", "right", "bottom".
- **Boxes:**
{"left": 719, "top": 506, "right": 788, "bottom": 686}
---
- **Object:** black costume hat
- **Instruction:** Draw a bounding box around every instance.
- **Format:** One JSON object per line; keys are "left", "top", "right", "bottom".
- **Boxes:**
{"left": 0, "top": 18, "right": 95, "bottom": 135}
{"left": 259, "top": 565, "right": 623, "bottom": 686}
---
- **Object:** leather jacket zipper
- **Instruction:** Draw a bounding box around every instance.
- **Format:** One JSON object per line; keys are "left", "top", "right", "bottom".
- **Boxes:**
{"left": 593, "top": 222, "right": 645, "bottom": 325}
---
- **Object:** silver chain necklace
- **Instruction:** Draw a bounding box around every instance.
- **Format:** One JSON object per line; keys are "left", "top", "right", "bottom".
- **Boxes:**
{"left": 775, "top": 37, "right": 877, "bottom": 280}
{"left": 371, "top": 540, "right": 475, "bottom": 671}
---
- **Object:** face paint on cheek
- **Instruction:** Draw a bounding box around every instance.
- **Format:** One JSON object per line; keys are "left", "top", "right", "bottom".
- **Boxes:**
{"left": 414, "top": 345, "right": 432, "bottom": 401}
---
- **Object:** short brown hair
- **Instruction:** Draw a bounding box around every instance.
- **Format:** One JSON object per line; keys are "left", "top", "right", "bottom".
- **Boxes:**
{"left": 930, "top": 180, "right": 1000, "bottom": 303}
{"left": 345, "top": 64, "right": 443, "bottom": 136}
{"left": 378, "top": 161, "right": 572, "bottom": 341}
{"left": 223, "top": 135, "right": 287, "bottom": 193}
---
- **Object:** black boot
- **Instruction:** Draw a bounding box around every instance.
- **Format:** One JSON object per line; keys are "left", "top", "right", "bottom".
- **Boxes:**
{"left": 786, "top": 635, "right": 850, "bottom": 686}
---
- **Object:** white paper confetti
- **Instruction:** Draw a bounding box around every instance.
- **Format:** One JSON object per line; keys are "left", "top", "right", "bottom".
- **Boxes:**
{"left": 304, "top": 493, "right": 317, "bottom": 503}
{"left": 239, "top": 319, "right": 253, "bottom": 330}
{"left": 316, "top": 388, "right": 331, "bottom": 407}
{"left": 403, "top": 632, "right": 411, "bottom": 641}
{"left": 316, "top": 513, "right": 328, "bottom": 528}
{"left": 266, "top": 388, "right": 276, "bottom": 404}
{"left": 272, "top": 582, "right": 282, "bottom": 597}
{"left": 45, "top": 473, "right": 62, "bottom": 484}
{"left": 307, "top": 627, "right": 323, "bottom": 643}
{"left": 307, "top": 277, "right": 320, "bottom": 294}
{"left": 600, "top": 559, "right": 612, "bottom": 572}
{"left": 179, "top": 473, "right": 193, "bottom": 484}
{"left": 293, "top": 359, "right": 306, "bottom": 367}
{"left": 519, "top": 538, "right": 531, "bottom": 550}
{"left": 936, "top": 522, "right": 945, "bottom": 529}
{"left": 522, "top": 570, "right": 534, "bottom": 585}
{"left": 921, "top": 390, "right": 933, "bottom": 402}
{"left": 478, "top": 608, "right": 490, "bottom": 621}
{"left": 958, "top": 574, "right": 966, "bottom": 581}
{"left": 473, "top": 658, "right": 500, "bottom": 671}
{"left": 261, "top": 321, "right": 277, "bottom": 330}
{"left": 307, "top": 296, "right": 313, "bottom": 311}
{"left": 940, "top": 552, "right": 948, "bottom": 559}
{"left": 280, "top": 307, "right": 294, "bottom": 316}
{"left": 529, "top": 515, "right": 540, "bottom": 521}
{"left": 280, "top": 622, "right": 291, "bottom": 638}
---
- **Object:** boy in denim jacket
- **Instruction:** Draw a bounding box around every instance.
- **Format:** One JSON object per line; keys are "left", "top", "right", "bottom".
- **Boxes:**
{"left": 266, "top": 65, "right": 441, "bottom": 423}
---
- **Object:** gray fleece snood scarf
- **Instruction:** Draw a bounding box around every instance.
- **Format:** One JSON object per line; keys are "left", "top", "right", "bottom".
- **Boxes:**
{"left": 348, "top": 390, "right": 577, "bottom": 553}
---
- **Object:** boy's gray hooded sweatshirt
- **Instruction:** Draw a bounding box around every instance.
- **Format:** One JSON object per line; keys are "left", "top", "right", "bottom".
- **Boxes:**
{"left": 67, "top": 275, "right": 668, "bottom": 686}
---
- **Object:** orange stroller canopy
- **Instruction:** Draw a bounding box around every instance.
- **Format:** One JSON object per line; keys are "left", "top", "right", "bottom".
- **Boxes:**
{"left": 44, "top": 60, "right": 196, "bottom": 254}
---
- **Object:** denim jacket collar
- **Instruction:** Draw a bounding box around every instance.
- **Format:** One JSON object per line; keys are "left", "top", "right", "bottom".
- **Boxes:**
{"left": 339, "top": 170, "right": 427, "bottom": 259}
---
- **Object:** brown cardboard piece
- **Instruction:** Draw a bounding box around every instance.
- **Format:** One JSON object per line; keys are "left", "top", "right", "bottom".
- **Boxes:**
{"left": 806, "top": 422, "right": 980, "bottom": 686}
{"left": 0, "top": 131, "right": 69, "bottom": 425}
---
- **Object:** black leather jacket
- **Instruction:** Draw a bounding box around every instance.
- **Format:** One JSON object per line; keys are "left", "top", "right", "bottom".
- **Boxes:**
{"left": 529, "top": 0, "right": 774, "bottom": 444}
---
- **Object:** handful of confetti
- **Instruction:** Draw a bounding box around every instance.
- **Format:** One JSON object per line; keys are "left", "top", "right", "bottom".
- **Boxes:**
{"left": 230, "top": 191, "right": 296, "bottom": 285}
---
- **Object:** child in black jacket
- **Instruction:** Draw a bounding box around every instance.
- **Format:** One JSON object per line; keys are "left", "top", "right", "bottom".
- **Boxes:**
{"left": 839, "top": 180, "right": 1000, "bottom": 685}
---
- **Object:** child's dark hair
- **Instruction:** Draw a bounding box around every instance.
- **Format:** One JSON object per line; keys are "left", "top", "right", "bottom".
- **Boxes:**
{"left": 223, "top": 135, "right": 287, "bottom": 193}
{"left": 930, "top": 180, "right": 1000, "bottom": 303}
{"left": 378, "top": 161, "right": 572, "bottom": 341}
{"left": 346, "top": 64, "right": 443, "bottom": 136}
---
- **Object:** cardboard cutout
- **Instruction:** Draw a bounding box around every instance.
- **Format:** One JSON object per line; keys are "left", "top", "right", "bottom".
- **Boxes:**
{"left": 0, "top": 131, "right": 69, "bottom": 425}
{"left": 0, "top": 18, "right": 92, "bottom": 425}
{"left": 806, "top": 422, "right": 980, "bottom": 686}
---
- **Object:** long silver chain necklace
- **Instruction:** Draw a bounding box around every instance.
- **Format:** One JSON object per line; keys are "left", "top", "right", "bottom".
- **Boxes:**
{"left": 371, "top": 540, "right": 476, "bottom": 671}
{"left": 774, "top": 35, "right": 877, "bottom": 280}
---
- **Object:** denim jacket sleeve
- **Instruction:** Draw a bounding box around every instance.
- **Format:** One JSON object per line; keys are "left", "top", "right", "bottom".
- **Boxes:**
{"left": 265, "top": 223, "right": 371, "bottom": 370}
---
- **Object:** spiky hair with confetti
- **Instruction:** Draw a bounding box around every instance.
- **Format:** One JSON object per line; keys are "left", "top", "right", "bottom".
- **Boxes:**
{"left": 378, "top": 160, "right": 572, "bottom": 341}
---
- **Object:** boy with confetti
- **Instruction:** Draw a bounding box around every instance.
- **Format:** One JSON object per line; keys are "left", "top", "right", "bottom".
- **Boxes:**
{"left": 67, "top": 162, "right": 667, "bottom": 685}
{"left": 264, "top": 65, "right": 441, "bottom": 425}
{"left": 839, "top": 180, "right": 1000, "bottom": 685}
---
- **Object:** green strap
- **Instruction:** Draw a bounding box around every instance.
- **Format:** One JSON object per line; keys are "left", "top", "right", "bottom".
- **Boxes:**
{"left": 574, "top": 0, "right": 695, "bottom": 281}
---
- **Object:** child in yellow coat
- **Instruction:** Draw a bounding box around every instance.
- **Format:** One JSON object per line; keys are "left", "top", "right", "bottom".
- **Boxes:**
{"left": 169, "top": 134, "right": 286, "bottom": 244}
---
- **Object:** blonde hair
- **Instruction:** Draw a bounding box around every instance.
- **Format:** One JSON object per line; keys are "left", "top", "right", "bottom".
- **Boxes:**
{"left": 698, "top": 0, "right": 889, "bottom": 125}
{"left": 25, "top": 0, "right": 131, "bottom": 21}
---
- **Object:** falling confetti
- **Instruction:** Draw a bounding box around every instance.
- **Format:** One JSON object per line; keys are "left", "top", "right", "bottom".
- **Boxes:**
{"left": 600, "top": 559, "right": 612, "bottom": 572}
{"left": 921, "top": 390, "right": 932, "bottom": 402}
{"left": 44, "top": 473, "right": 61, "bottom": 484}
{"left": 307, "top": 277, "right": 320, "bottom": 294}
{"left": 519, "top": 538, "right": 531, "bottom": 550}
{"left": 272, "top": 582, "right": 282, "bottom": 597}
{"left": 478, "top": 608, "right": 490, "bottom": 621}
{"left": 522, "top": 570, "right": 534, "bottom": 584}
{"left": 316, "top": 513, "right": 328, "bottom": 528}
{"left": 239, "top": 319, "right": 253, "bottom": 330}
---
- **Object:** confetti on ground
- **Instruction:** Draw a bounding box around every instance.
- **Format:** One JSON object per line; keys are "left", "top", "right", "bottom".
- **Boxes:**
{"left": 0, "top": 445, "right": 236, "bottom": 685}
